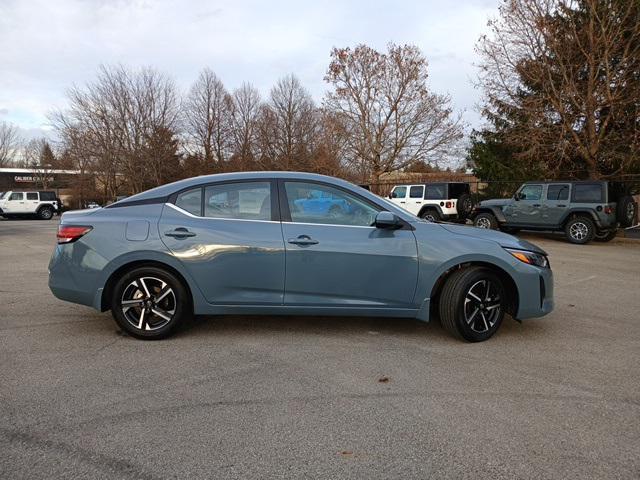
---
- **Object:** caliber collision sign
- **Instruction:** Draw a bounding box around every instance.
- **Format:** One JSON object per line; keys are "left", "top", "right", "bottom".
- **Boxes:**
{"left": 14, "top": 175, "right": 55, "bottom": 183}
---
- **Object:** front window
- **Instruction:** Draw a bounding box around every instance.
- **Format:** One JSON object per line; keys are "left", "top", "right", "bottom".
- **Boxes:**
{"left": 519, "top": 185, "right": 542, "bottom": 201}
{"left": 392, "top": 186, "right": 407, "bottom": 199}
{"left": 284, "top": 181, "right": 379, "bottom": 226}
{"left": 9, "top": 192, "right": 23, "bottom": 201}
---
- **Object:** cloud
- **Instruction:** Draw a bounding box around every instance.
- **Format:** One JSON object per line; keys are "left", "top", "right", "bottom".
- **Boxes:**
{"left": 0, "top": 0, "right": 498, "bottom": 134}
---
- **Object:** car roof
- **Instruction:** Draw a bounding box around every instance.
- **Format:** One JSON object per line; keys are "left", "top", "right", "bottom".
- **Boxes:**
{"left": 113, "top": 171, "right": 364, "bottom": 203}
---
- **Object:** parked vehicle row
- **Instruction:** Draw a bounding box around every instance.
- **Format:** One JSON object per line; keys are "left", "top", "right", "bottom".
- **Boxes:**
{"left": 0, "top": 190, "right": 60, "bottom": 219}
{"left": 471, "top": 181, "right": 637, "bottom": 244}
{"left": 388, "top": 179, "right": 637, "bottom": 245}
{"left": 388, "top": 182, "right": 474, "bottom": 222}
{"left": 48, "top": 172, "right": 553, "bottom": 342}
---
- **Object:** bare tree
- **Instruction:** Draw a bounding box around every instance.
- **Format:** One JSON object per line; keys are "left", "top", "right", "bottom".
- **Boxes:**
{"left": 0, "top": 121, "right": 21, "bottom": 167}
{"left": 183, "top": 68, "right": 232, "bottom": 169}
{"left": 477, "top": 0, "right": 640, "bottom": 178}
{"left": 267, "top": 74, "right": 318, "bottom": 170}
{"left": 324, "top": 43, "right": 464, "bottom": 183}
{"left": 51, "top": 65, "right": 181, "bottom": 197}
{"left": 230, "top": 82, "right": 261, "bottom": 168}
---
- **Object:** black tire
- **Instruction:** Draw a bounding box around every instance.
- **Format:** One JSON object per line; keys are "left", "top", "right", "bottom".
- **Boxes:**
{"left": 473, "top": 212, "right": 498, "bottom": 230}
{"left": 439, "top": 267, "right": 506, "bottom": 342}
{"left": 565, "top": 216, "right": 595, "bottom": 244}
{"left": 110, "top": 266, "right": 191, "bottom": 340}
{"left": 616, "top": 196, "right": 636, "bottom": 228}
{"left": 420, "top": 209, "right": 441, "bottom": 222}
{"left": 38, "top": 206, "right": 54, "bottom": 220}
{"left": 594, "top": 229, "right": 617, "bottom": 242}
{"left": 456, "top": 193, "right": 474, "bottom": 219}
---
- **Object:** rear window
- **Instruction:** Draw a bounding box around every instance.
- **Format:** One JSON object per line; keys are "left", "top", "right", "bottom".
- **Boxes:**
{"left": 175, "top": 188, "right": 203, "bottom": 216}
{"left": 547, "top": 184, "right": 569, "bottom": 201}
{"left": 572, "top": 184, "right": 603, "bottom": 203}
{"left": 424, "top": 185, "right": 446, "bottom": 200}
{"left": 409, "top": 186, "right": 424, "bottom": 198}
{"left": 39, "top": 191, "right": 56, "bottom": 201}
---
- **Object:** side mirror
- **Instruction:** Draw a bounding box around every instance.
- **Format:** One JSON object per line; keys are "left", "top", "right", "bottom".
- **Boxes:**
{"left": 514, "top": 193, "right": 521, "bottom": 201}
{"left": 375, "top": 211, "right": 400, "bottom": 229}
{"left": 389, "top": 192, "right": 397, "bottom": 199}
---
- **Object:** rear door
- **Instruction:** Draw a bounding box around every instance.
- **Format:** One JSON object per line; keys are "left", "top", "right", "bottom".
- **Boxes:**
{"left": 159, "top": 180, "right": 285, "bottom": 305}
{"left": 406, "top": 185, "right": 425, "bottom": 215}
{"left": 543, "top": 184, "right": 570, "bottom": 225}
{"left": 280, "top": 180, "right": 418, "bottom": 308}
{"left": 26, "top": 192, "right": 40, "bottom": 212}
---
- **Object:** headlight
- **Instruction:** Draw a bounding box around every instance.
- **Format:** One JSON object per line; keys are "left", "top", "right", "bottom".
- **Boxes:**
{"left": 504, "top": 248, "right": 549, "bottom": 268}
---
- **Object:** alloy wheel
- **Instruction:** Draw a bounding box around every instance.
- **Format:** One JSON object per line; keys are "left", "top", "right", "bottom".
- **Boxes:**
{"left": 569, "top": 221, "right": 588, "bottom": 241}
{"left": 120, "top": 276, "right": 176, "bottom": 331}
{"left": 463, "top": 279, "right": 501, "bottom": 333}
{"left": 475, "top": 217, "right": 491, "bottom": 229}
{"left": 627, "top": 203, "right": 635, "bottom": 222}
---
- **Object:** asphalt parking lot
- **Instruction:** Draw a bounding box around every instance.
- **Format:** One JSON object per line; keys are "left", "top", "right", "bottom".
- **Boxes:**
{"left": 1, "top": 219, "right": 639, "bottom": 479}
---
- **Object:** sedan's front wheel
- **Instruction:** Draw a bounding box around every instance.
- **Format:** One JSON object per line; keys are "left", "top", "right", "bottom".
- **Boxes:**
{"left": 439, "top": 267, "right": 506, "bottom": 342}
{"left": 111, "top": 266, "right": 191, "bottom": 339}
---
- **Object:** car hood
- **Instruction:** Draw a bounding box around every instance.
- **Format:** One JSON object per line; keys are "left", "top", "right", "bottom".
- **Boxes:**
{"left": 438, "top": 223, "right": 547, "bottom": 255}
{"left": 478, "top": 198, "right": 511, "bottom": 208}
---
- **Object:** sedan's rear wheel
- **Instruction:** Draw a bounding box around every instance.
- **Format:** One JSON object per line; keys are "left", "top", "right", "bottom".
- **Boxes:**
{"left": 439, "top": 267, "right": 506, "bottom": 342}
{"left": 111, "top": 266, "right": 190, "bottom": 339}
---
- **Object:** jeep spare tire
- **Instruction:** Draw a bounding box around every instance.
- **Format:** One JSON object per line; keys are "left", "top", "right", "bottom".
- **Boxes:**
{"left": 456, "top": 193, "right": 474, "bottom": 219}
{"left": 617, "top": 196, "right": 636, "bottom": 228}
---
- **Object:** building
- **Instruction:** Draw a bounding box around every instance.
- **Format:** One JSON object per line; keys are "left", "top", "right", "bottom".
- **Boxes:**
{"left": 0, "top": 167, "right": 83, "bottom": 205}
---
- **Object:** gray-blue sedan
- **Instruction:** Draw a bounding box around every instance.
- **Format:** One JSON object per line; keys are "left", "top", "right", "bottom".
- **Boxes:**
{"left": 48, "top": 172, "right": 553, "bottom": 341}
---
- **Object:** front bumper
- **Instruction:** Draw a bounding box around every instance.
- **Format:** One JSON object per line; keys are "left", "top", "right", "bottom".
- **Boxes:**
{"left": 516, "top": 266, "right": 554, "bottom": 320}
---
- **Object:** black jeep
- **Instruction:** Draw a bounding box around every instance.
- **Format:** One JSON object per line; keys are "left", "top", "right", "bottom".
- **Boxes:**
{"left": 471, "top": 181, "right": 637, "bottom": 244}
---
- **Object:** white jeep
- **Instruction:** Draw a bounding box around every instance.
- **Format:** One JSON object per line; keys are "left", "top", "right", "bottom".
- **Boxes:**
{"left": 0, "top": 190, "right": 59, "bottom": 220}
{"left": 388, "top": 182, "right": 474, "bottom": 222}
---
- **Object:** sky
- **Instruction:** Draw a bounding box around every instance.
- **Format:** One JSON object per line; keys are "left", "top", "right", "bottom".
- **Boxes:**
{"left": 0, "top": 0, "right": 498, "bottom": 141}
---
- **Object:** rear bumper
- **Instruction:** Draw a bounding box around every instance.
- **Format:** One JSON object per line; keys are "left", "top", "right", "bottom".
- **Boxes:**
{"left": 48, "top": 244, "right": 101, "bottom": 308}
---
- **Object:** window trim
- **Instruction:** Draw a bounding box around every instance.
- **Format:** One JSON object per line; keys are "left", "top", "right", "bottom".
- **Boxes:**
{"left": 169, "top": 179, "right": 280, "bottom": 222}
{"left": 277, "top": 178, "right": 413, "bottom": 230}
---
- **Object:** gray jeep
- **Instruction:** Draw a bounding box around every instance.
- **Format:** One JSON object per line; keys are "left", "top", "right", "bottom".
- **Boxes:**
{"left": 471, "top": 181, "right": 637, "bottom": 244}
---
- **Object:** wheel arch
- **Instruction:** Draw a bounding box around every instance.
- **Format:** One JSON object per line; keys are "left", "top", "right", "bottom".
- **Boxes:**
{"left": 100, "top": 259, "right": 194, "bottom": 312}
{"left": 429, "top": 261, "right": 519, "bottom": 318}
{"left": 417, "top": 204, "right": 443, "bottom": 218}
{"left": 560, "top": 209, "right": 599, "bottom": 227}
{"left": 473, "top": 206, "right": 506, "bottom": 223}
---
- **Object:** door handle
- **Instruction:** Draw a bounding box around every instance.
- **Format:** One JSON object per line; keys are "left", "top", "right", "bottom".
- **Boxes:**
{"left": 557, "top": 204, "right": 566, "bottom": 207}
{"left": 165, "top": 228, "right": 196, "bottom": 238}
{"left": 288, "top": 235, "right": 319, "bottom": 246}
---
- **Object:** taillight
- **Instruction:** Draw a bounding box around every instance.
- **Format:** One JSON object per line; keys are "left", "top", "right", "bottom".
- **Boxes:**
{"left": 445, "top": 201, "right": 453, "bottom": 208}
{"left": 57, "top": 225, "right": 93, "bottom": 244}
{"left": 604, "top": 206, "right": 614, "bottom": 214}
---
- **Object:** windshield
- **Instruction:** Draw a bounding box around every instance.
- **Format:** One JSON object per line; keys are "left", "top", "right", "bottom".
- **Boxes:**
{"left": 0, "top": 192, "right": 8, "bottom": 200}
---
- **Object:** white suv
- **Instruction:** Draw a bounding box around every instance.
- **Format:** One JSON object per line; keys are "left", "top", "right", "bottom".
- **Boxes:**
{"left": 388, "top": 182, "right": 474, "bottom": 222}
{"left": 0, "top": 190, "right": 59, "bottom": 220}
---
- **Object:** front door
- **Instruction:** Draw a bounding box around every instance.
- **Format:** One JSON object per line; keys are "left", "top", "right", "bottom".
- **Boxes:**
{"left": 280, "top": 180, "right": 418, "bottom": 307}
{"left": 506, "top": 184, "right": 546, "bottom": 226}
{"left": 4, "top": 192, "right": 27, "bottom": 213}
{"left": 159, "top": 180, "right": 285, "bottom": 305}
